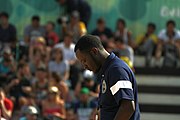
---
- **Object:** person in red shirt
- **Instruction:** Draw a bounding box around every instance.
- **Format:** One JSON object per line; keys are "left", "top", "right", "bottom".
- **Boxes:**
{"left": 0, "top": 87, "right": 13, "bottom": 119}
{"left": 45, "top": 21, "right": 59, "bottom": 47}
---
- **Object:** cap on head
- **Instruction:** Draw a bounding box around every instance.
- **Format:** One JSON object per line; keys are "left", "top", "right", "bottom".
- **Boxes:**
{"left": 83, "top": 70, "right": 94, "bottom": 79}
{"left": 24, "top": 106, "right": 38, "bottom": 115}
{"left": 80, "top": 87, "right": 90, "bottom": 95}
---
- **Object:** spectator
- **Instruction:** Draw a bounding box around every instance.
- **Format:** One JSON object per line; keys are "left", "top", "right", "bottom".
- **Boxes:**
{"left": 6, "top": 63, "right": 33, "bottom": 109}
{"left": 54, "top": 32, "right": 76, "bottom": 65}
{"left": 91, "top": 18, "right": 113, "bottom": 41}
{"left": 54, "top": 32, "right": 80, "bottom": 89}
{"left": 48, "top": 48, "right": 70, "bottom": 81}
{"left": 62, "top": 11, "right": 87, "bottom": 43}
{"left": 49, "top": 72, "right": 69, "bottom": 102}
{"left": 19, "top": 105, "right": 38, "bottom": 120}
{"left": 29, "top": 49, "right": 46, "bottom": 75}
{"left": 75, "top": 70, "right": 99, "bottom": 98}
{"left": 72, "top": 87, "right": 97, "bottom": 120}
{"left": 24, "top": 15, "right": 45, "bottom": 45}
{"left": 114, "top": 18, "right": 135, "bottom": 48}
{"left": 114, "top": 37, "right": 134, "bottom": 71}
{"left": 45, "top": 21, "right": 59, "bottom": 47}
{"left": 31, "top": 67, "right": 48, "bottom": 105}
{"left": 42, "top": 86, "right": 66, "bottom": 119}
{"left": 0, "top": 12, "right": 17, "bottom": 49}
{"left": 136, "top": 23, "right": 158, "bottom": 66}
{"left": 0, "top": 47, "right": 16, "bottom": 86}
{"left": 0, "top": 87, "right": 13, "bottom": 119}
{"left": 155, "top": 20, "right": 180, "bottom": 67}
{"left": 56, "top": 0, "right": 91, "bottom": 26}
{"left": 29, "top": 37, "right": 51, "bottom": 72}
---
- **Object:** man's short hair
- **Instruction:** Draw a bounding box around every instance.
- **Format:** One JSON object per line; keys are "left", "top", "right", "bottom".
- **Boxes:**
{"left": 166, "top": 20, "right": 176, "bottom": 27}
{"left": 74, "top": 35, "right": 104, "bottom": 52}
{"left": 0, "top": 12, "right": 9, "bottom": 18}
{"left": 32, "top": 15, "right": 40, "bottom": 21}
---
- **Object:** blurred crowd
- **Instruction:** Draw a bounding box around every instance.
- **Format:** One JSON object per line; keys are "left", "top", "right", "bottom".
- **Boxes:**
{"left": 0, "top": 0, "right": 180, "bottom": 119}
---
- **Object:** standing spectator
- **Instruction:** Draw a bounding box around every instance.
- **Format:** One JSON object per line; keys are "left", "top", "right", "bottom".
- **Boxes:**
{"left": 56, "top": 0, "right": 91, "bottom": 26}
{"left": 114, "top": 19, "right": 135, "bottom": 48}
{"left": 45, "top": 21, "right": 59, "bottom": 47}
{"left": 136, "top": 23, "right": 158, "bottom": 66}
{"left": 155, "top": 20, "right": 180, "bottom": 67}
{"left": 24, "top": 15, "right": 45, "bottom": 45}
{"left": 0, "top": 87, "right": 13, "bottom": 119}
{"left": 48, "top": 48, "right": 70, "bottom": 81}
{"left": 0, "top": 12, "right": 17, "bottom": 49}
{"left": 91, "top": 18, "right": 113, "bottom": 41}
{"left": 42, "top": 86, "right": 66, "bottom": 119}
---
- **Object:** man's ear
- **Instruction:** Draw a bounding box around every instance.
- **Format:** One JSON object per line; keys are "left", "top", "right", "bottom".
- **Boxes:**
{"left": 90, "top": 47, "right": 99, "bottom": 55}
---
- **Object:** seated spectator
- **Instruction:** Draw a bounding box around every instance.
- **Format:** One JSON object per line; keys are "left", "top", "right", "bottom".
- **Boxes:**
{"left": 29, "top": 48, "right": 44, "bottom": 74}
{"left": 114, "top": 37, "right": 134, "bottom": 71}
{"left": 65, "top": 108, "right": 77, "bottom": 120}
{"left": 54, "top": 32, "right": 76, "bottom": 65}
{"left": 42, "top": 86, "right": 66, "bottom": 119}
{"left": 0, "top": 87, "right": 13, "bottom": 119}
{"left": 155, "top": 20, "right": 180, "bottom": 67}
{"left": 136, "top": 23, "right": 158, "bottom": 66}
{"left": 45, "top": 21, "right": 59, "bottom": 47}
{"left": 49, "top": 72, "right": 69, "bottom": 102}
{"left": 62, "top": 11, "right": 87, "bottom": 43}
{"left": 0, "top": 12, "right": 17, "bottom": 49}
{"left": 24, "top": 15, "right": 45, "bottom": 45}
{"left": 19, "top": 105, "right": 38, "bottom": 120}
{"left": 0, "top": 47, "right": 16, "bottom": 86}
{"left": 31, "top": 67, "right": 48, "bottom": 105}
{"left": 75, "top": 70, "right": 99, "bottom": 98}
{"left": 48, "top": 48, "right": 70, "bottom": 81}
{"left": 54, "top": 32, "right": 80, "bottom": 89}
{"left": 6, "top": 63, "right": 33, "bottom": 109}
{"left": 114, "top": 18, "right": 135, "bottom": 48}
{"left": 29, "top": 42, "right": 49, "bottom": 74}
{"left": 72, "top": 87, "right": 97, "bottom": 120}
{"left": 91, "top": 18, "right": 113, "bottom": 41}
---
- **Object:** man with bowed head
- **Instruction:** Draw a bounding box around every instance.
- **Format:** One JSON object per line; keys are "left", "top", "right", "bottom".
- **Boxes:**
{"left": 74, "top": 35, "right": 140, "bottom": 120}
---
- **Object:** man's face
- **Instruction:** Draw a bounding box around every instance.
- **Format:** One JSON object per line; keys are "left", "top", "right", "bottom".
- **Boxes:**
{"left": 32, "top": 20, "right": 39, "bottom": 27}
{"left": 76, "top": 50, "right": 99, "bottom": 73}
{"left": 64, "top": 36, "right": 72, "bottom": 47}
{"left": 167, "top": 24, "right": 175, "bottom": 33}
{"left": 0, "top": 16, "right": 8, "bottom": 25}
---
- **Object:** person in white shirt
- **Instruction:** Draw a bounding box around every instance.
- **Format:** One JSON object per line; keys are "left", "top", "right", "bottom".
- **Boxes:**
{"left": 54, "top": 32, "right": 80, "bottom": 89}
{"left": 155, "top": 20, "right": 180, "bottom": 67}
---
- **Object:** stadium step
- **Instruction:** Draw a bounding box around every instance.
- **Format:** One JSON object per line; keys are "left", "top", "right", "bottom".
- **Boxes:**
{"left": 136, "top": 75, "right": 180, "bottom": 120}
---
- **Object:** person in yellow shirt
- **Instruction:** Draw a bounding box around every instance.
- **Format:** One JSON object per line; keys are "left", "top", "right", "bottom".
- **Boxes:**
{"left": 136, "top": 23, "right": 157, "bottom": 66}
